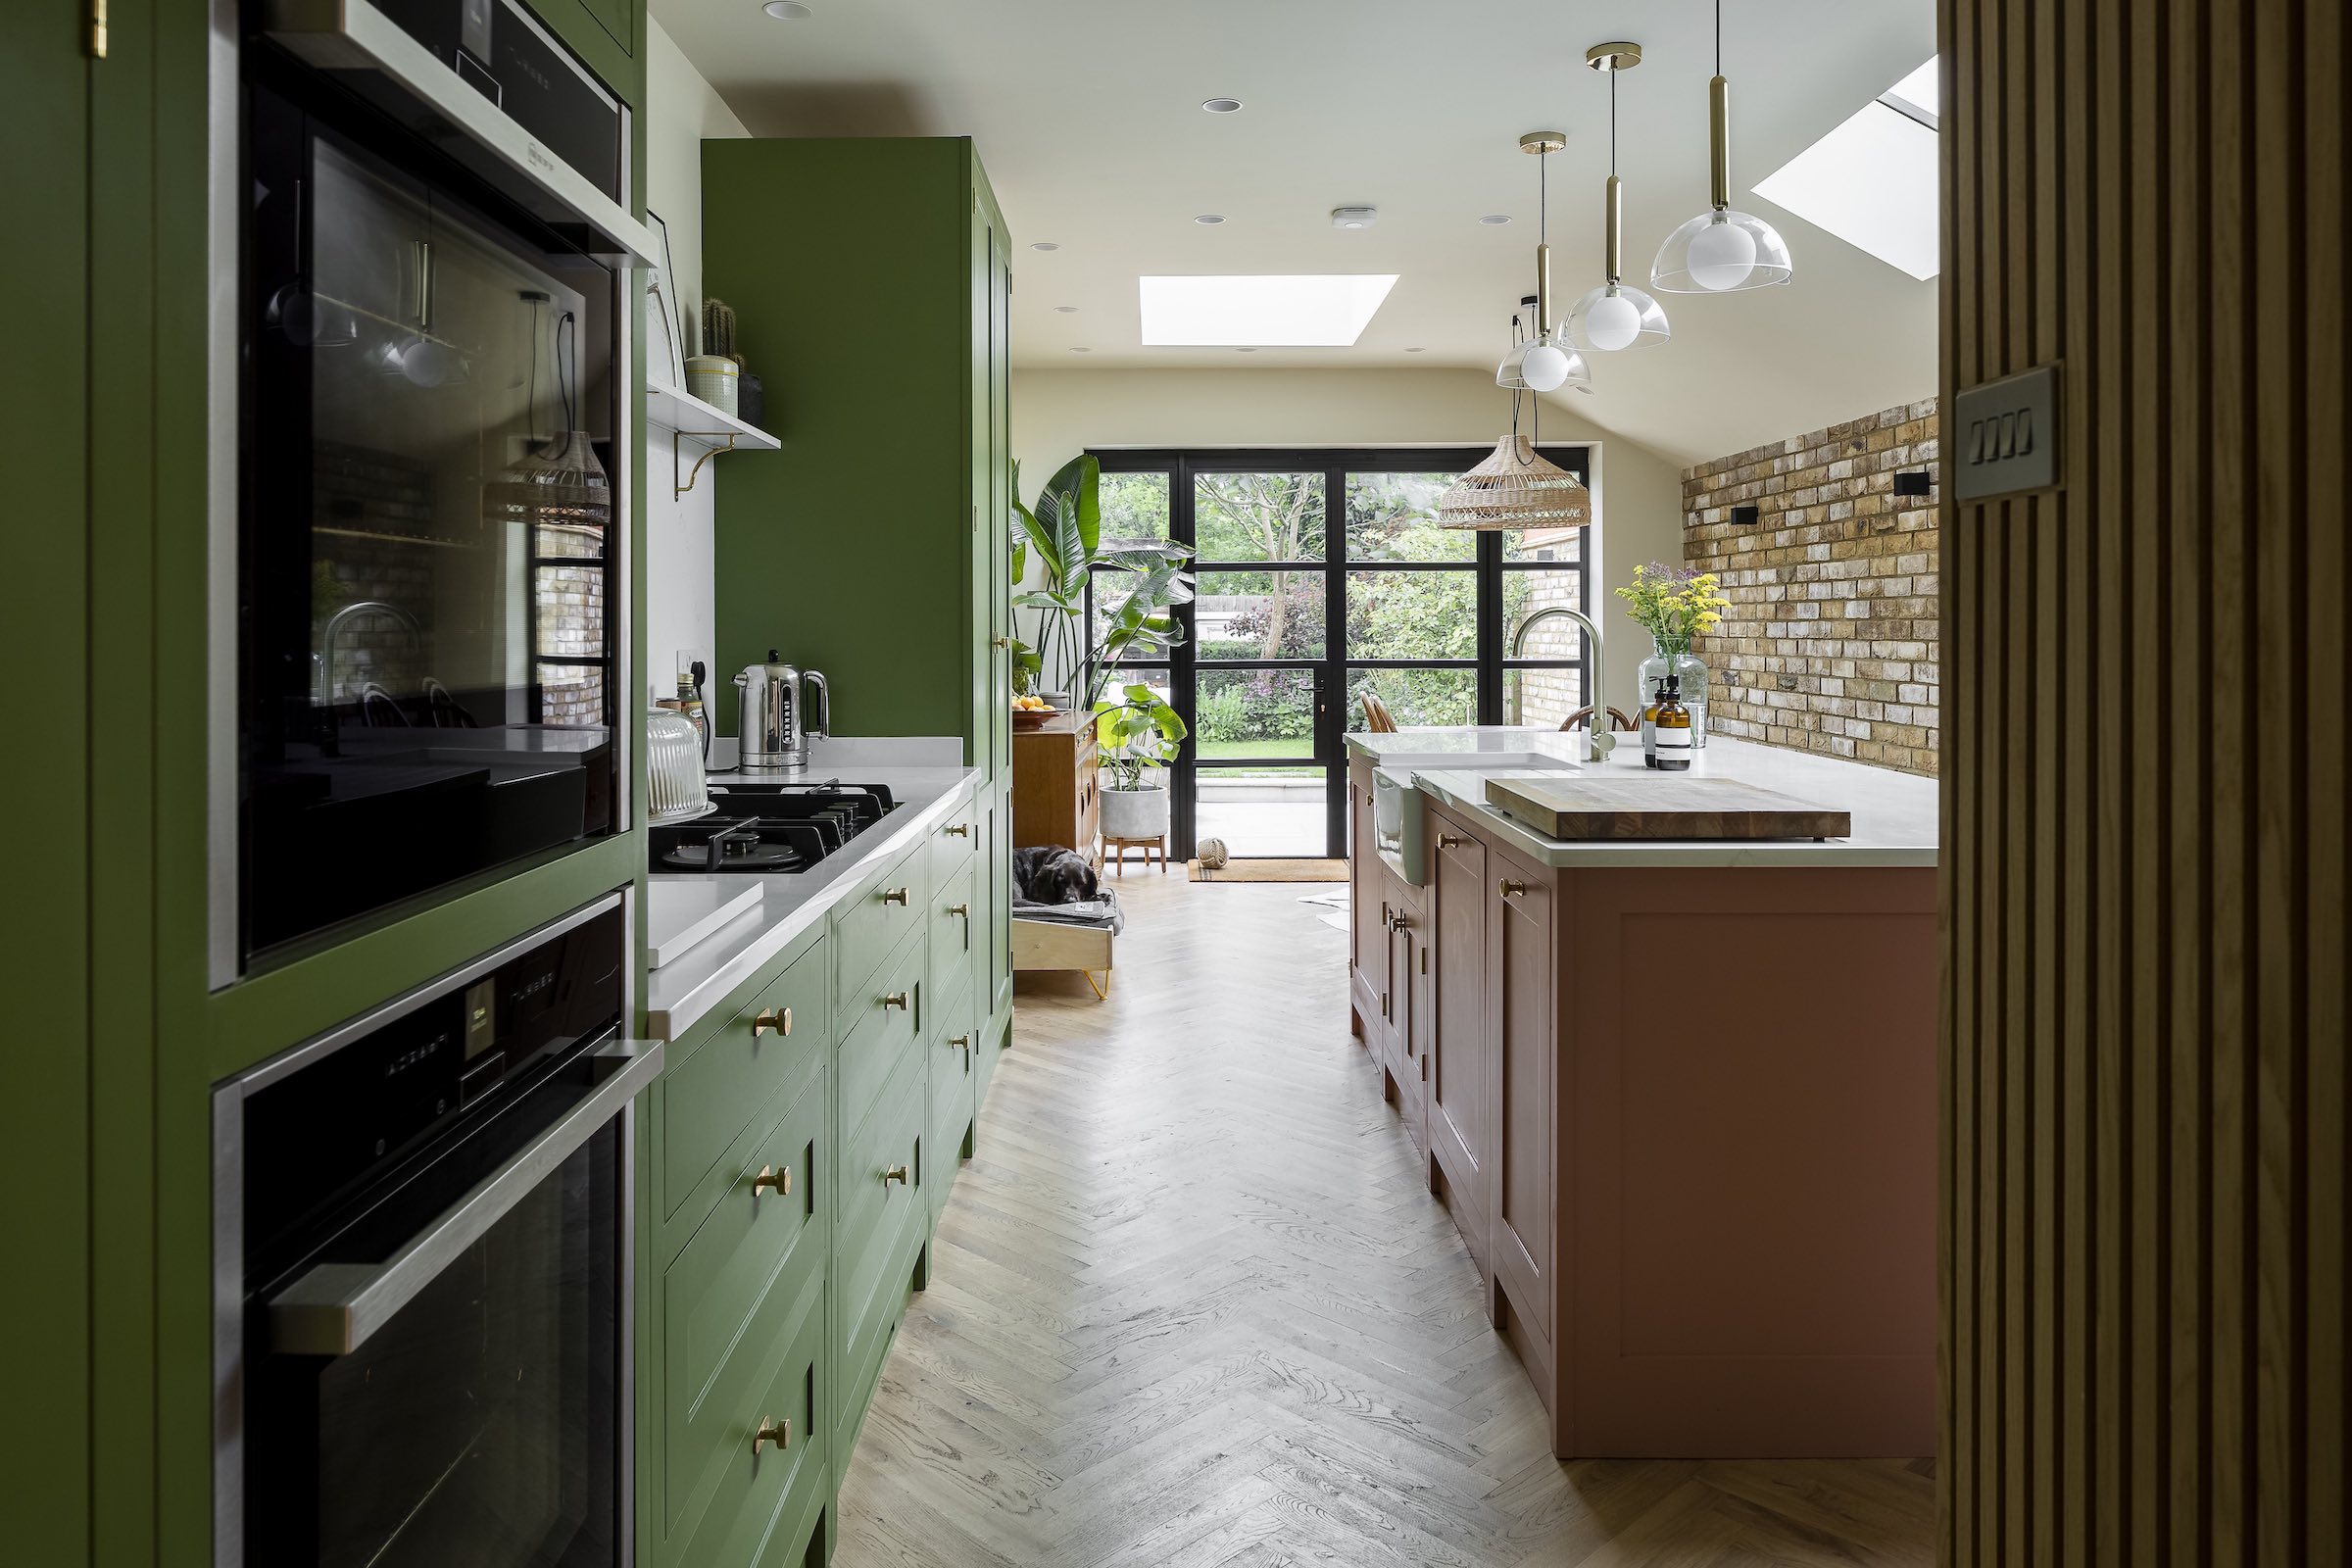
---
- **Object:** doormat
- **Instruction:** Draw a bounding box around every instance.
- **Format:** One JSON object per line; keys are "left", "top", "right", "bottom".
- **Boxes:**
{"left": 1187, "top": 858, "right": 1349, "bottom": 883}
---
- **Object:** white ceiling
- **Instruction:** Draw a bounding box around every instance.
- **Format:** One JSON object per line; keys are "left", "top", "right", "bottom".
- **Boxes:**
{"left": 652, "top": 0, "right": 1939, "bottom": 466}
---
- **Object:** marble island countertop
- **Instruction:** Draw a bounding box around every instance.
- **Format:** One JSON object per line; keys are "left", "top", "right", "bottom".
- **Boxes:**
{"left": 1346, "top": 726, "right": 1938, "bottom": 868}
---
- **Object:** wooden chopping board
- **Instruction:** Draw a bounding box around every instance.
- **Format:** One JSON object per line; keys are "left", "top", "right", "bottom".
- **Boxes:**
{"left": 1484, "top": 773, "right": 1852, "bottom": 841}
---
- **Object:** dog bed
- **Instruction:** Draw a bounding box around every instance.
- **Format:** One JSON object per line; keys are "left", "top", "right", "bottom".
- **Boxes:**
{"left": 1011, "top": 888, "right": 1122, "bottom": 1000}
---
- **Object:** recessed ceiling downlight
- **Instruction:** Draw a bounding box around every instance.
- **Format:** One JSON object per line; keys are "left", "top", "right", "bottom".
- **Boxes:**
{"left": 1054, "top": 305, "right": 1079, "bottom": 314}
{"left": 1201, "top": 97, "right": 1244, "bottom": 114}
{"left": 1331, "top": 206, "right": 1378, "bottom": 229}
{"left": 1194, "top": 214, "right": 1227, "bottom": 226}
{"left": 1479, "top": 214, "right": 1512, "bottom": 225}
{"left": 760, "top": 1, "right": 811, "bottom": 18}
{"left": 1030, "top": 241, "right": 1060, "bottom": 252}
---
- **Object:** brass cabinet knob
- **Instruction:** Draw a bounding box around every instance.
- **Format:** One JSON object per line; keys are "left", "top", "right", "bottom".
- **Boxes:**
{"left": 752, "top": 1006, "right": 792, "bottom": 1038}
{"left": 1497, "top": 879, "right": 1528, "bottom": 898}
{"left": 947, "top": 903, "right": 970, "bottom": 918}
{"left": 752, "top": 1415, "right": 791, "bottom": 1454}
{"left": 1438, "top": 833, "right": 1466, "bottom": 849}
{"left": 882, "top": 991, "right": 909, "bottom": 1011}
{"left": 945, "top": 822, "right": 970, "bottom": 837}
{"left": 754, "top": 1164, "right": 792, "bottom": 1198}
{"left": 882, "top": 1164, "right": 909, "bottom": 1186}
{"left": 1388, "top": 910, "right": 1409, "bottom": 932}
{"left": 882, "top": 887, "right": 909, "bottom": 906}
{"left": 947, "top": 1033, "right": 973, "bottom": 1051}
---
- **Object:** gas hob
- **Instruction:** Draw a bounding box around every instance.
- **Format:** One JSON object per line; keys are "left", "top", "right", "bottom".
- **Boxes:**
{"left": 648, "top": 782, "right": 901, "bottom": 876}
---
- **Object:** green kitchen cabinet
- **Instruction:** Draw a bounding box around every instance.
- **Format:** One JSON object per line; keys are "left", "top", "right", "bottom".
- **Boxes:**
{"left": 520, "top": 0, "right": 644, "bottom": 111}
{"left": 641, "top": 778, "right": 990, "bottom": 1566}
{"left": 703, "top": 133, "right": 1016, "bottom": 1093}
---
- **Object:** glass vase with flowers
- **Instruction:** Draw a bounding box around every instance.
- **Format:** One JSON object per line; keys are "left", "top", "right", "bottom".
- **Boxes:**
{"left": 1613, "top": 563, "right": 1730, "bottom": 748}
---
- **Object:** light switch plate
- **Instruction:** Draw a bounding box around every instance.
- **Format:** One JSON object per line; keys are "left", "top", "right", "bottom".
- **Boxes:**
{"left": 1954, "top": 362, "right": 2061, "bottom": 502}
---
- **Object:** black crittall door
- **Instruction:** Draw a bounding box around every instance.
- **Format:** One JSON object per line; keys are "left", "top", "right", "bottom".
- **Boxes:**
{"left": 1083, "top": 448, "right": 1592, "bottom": 860}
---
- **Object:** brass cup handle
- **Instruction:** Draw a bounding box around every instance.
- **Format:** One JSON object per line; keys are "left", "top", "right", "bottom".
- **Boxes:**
{"left": 945, "top": 823, "right": 970, "bottom": 837}
{"left": 752, "top": 1415, "right": 791, "bottom": 1454}
{"left": 946, "top": 1033, "right": 973, "bottom": 1051}
{"left": 882, "top": 992, "right": 909, "bottom": 1011}
{"left": 947, "top": 903, "right": 970, "bottom": 918}
{"left": 882, "top": 1164, "right": 909, "bottom": 1186}
{"left": 881, "top": 887, "right": 909, "bottom": 906}
{"left": 753, "top": 1006, "right": 792, "bottom": 1038}
{"left": 1497, "top": 879, "right": 1528, "bottom": 898}
{"left": 1438, "top": 833, "right": 1466, "bottom": 849}
{"left": 754, "top": 1164, "right": 793, "bottom": 1198}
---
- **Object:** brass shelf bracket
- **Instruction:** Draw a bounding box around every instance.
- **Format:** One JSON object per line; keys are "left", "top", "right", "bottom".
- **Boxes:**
{"left": 672, "top": 428, "right": 741, "bottom": 498}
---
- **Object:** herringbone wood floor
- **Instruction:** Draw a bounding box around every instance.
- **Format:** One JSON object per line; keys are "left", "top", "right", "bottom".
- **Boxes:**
{"left": 836, "top": 874, "right": 1936, "bottom": 1567}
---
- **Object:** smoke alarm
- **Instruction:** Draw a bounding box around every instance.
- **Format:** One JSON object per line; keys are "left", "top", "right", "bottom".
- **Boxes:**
{"left": 1330, "top": 206, "right": 1378, "bottom": 229}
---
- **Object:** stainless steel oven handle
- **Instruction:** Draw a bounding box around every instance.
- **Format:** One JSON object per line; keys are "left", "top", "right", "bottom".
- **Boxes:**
{"left": 261, "top": 0, "right": 659, "bottom": 267}
{"left": 267, "top": 1037, "right": 663, "bottom": 1356}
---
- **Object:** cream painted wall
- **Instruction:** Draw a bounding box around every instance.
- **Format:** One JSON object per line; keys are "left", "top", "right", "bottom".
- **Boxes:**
{"left": 642, "top": 19, "right": 749, "bottom": 704}
{"left": 1011, "top": 368, "right": 1685, "bottom": 717}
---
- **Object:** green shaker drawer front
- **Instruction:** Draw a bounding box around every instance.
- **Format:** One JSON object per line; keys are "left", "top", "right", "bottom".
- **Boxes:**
{"left": 668, "top": 1264, "right": 828, "bottom": 1568}
{"left": 927, "top": 858, "right": 978, "bottom": 1005}
{"left": 835, "top": 1048, "right": 926, "bottom": 1364}
{"left": 926, "top": 790, "right": 979, "bottom": 895}
{"left": 663, "top": 1067, "right": 827, "bottom": 1537}
{"left": 663, "top": 941, "right": 828, "bottom": 1221}
{"left": 834, "top": 840, "right": 925, "bottom": 1006}
{"left": 836, "top": 923, "right": 925, "bottom": 1143}
{"left": 928, "top": 975, "right": 977, "bottom": 1222}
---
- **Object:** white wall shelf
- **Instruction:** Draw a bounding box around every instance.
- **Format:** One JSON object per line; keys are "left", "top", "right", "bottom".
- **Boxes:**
{"left": 646, "top": 375, "right": 779, "bottom": 496}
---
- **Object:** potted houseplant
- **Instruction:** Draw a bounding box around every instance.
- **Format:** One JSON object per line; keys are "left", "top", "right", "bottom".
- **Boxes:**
{"left": 1094, "top": 682, "right": 1186, "bottom": 841}
{"left": 1010, "top": 455, "right": 1193, "bottom": 709}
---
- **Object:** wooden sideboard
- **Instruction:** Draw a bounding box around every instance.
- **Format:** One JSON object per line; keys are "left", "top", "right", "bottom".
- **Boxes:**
{"left": 1012, "top": 712, "right": 1100, "bottom": 862}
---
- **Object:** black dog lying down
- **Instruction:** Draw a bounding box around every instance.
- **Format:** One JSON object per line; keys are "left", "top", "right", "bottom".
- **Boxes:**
{"left": 1013, "top": 845, "right": 1100, "bottom": 905}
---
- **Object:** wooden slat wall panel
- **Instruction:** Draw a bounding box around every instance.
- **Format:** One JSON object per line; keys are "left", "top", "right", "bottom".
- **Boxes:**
{"left": 1940, "top": 2, "right": 2348, "bottom": 1564}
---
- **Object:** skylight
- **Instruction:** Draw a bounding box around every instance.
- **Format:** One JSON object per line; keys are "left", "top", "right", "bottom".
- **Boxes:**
{"left": 1753, "top": 58, "right": 1940, "bottom": 281}
{"left": 1138, "top": 274, "right": 1400, "bottom": 347}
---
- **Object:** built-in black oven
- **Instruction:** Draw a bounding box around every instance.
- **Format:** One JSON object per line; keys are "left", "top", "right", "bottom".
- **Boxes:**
{"left": 213, "top": 898, "right": 658, "bottom": 1568}
{"left": 229, "top": 0, "right": 651, "bottom": 969}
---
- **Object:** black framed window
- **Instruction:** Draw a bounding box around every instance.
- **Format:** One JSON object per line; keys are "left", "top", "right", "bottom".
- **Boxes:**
{"left": 1082, "top": 447, "right": 1590, "bottom": 858}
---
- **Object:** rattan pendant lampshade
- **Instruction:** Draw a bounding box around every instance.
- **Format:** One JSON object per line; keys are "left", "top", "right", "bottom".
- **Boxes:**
{"left": 1436, "top": 434, "right": 1589, "bottom": 531}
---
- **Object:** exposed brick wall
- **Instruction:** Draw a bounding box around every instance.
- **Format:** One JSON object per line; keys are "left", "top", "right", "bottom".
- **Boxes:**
{"left": 1681, "top": 400, "right": 1939, "bottom": 775}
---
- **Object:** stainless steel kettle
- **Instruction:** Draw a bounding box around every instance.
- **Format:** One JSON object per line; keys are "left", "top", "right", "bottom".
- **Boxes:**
{"left": 733, "top": 653, "right": 830, "bottom": 769}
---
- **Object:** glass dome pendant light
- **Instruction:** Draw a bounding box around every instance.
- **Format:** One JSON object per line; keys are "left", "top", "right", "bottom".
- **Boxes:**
{"left": 1512, "top": 130, "right": 1582, "bottom": 394}
{"left": 1495, "top": 295, "right": 1591, "bottom": 395}
{"left": 1651, "top": 1, "right": 1794, "bottom": 293}
{"left": 1567, "top": 46, "right": 1672, "bottom": 353}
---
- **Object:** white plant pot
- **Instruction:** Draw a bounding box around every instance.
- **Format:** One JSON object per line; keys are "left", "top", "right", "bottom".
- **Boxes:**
{"left": 1099, "top": 783, "right": 1169, "bottom": 841}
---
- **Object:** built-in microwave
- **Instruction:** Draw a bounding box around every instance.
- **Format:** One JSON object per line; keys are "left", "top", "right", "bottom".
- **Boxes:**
{"left": 217, "top": 0, "right": 654, "bottom": 976}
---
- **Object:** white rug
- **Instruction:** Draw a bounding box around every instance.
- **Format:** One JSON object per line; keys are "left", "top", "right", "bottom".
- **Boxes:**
{"left": 1298, "top": 888, "right": 1349, "bottom": 932}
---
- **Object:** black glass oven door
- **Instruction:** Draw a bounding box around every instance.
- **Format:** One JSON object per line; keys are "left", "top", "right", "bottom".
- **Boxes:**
{"left": 246, "top": 1120, "right": 625, "bottom": 1568}
{"left": 243, "top": 63, "right": 617, "bottom": 960}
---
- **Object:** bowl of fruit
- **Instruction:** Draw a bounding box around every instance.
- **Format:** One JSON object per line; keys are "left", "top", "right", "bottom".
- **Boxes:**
{"left": 1012, "top": 693, "right": 1059, "bottom": 729}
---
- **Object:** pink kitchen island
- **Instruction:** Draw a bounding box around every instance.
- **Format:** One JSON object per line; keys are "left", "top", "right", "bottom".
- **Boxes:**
{"left": 1345, "top": 727, "right": 1938, "bottom": 1460}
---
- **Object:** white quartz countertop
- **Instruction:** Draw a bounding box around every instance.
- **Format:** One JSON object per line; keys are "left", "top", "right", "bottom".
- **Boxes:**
{"left": 1347, "top": 727, "right": 1938, "bottom": 868}
{"left": 645, "top": 742, "right": 978, "bottom": 1040}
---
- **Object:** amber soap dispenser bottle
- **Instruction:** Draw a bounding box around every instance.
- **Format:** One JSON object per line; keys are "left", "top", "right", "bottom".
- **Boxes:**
{"left": 1654, "top": 676, "right": 1693, "bottom": 771}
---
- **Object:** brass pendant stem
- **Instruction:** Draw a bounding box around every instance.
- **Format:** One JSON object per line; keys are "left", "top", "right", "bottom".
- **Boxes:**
{"left": 1604, "top": 174, "right": 1623, "bottom": 285}
{"left": 1710, "top": 75, "right": 1732, "bottom": 211}
{"left": 1536, "top": 242, "right": 1554, "bottom": 335}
